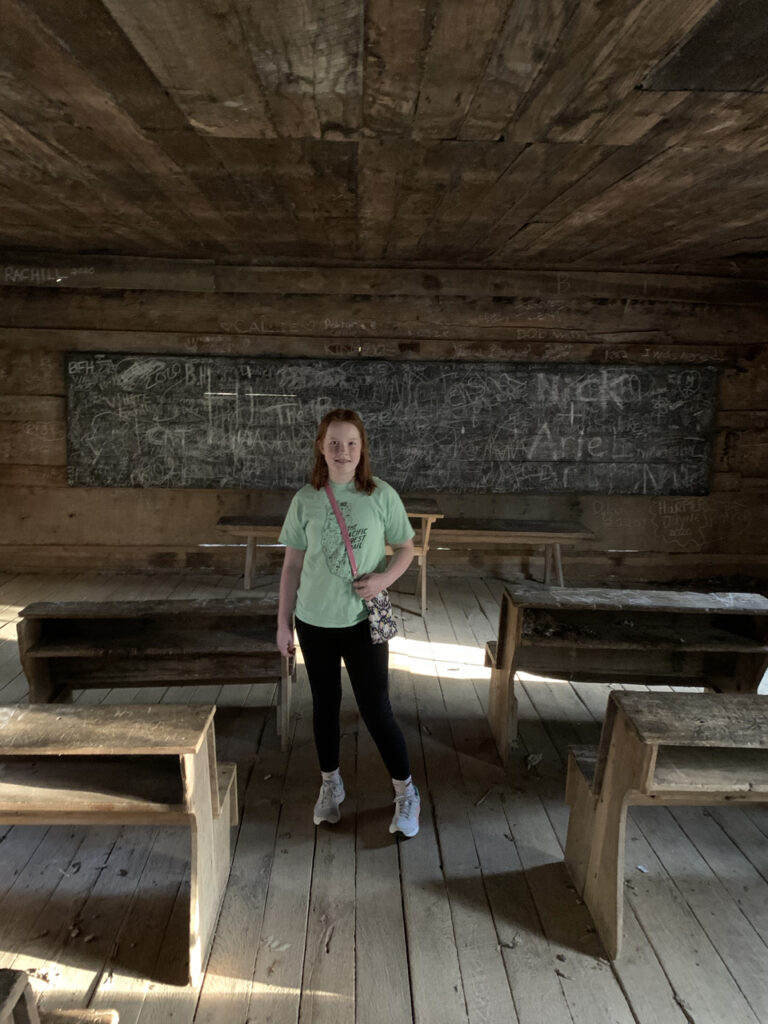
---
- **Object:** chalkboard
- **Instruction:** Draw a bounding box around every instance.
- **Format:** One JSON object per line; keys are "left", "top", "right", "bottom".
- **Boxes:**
{"left": 66, "top": 354, "right": 718, "bottom": 494}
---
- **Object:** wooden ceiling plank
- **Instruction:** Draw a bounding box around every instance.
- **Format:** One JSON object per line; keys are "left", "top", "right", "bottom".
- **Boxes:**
{"left": 503, "top": 146, "right": 698, "bottom": 261}
{"left": 398, "top": 143, "right": 531, "bottom": 259}
{"left": 492, "top": 141, "right": 671, "bottom": 260}
{"left": 208, "top": 139, "right": 357, "bottom": 239}
{"left": 0, "top": 114, "right": 184, "bottom": 252}
{"left": 18, "top": 0, "right": 189, "bottom": 131}
{"left": 625, "top": 193, "right": 768, "bottom": 266}
{"left": 558, "top": 0, "right": 722, "bottom": 144}
{"left": 458, "top": 0, "right": 578, "bottom": 141}
{"left": 16, "top": 2, "right": 296, "bottom": 241}
{"left": 643, "top": 92, "right": 768, "bottom": 153}
{"left": 462, "top": 143, "right": 613, "bottom": 259}
{"left": 586, "top": 89, "right": 690, "bottom": 147}
{"left": 99, "top": 0, "right": 275, "bottom": 137}
{"left": 506, "top": 0, "right": 719, "bottom": 144}
{"left": 410, "top": 0, "right": 511, "bottom": 139}
{"left": 578, "top": 149, "right": 768, "bottom": 265}
{"left": 363, "top": 0, "right": 433, "bottom": 135}
{"left": 234, "top": 0, "right": 363, "bottom": 138}
{"left": 358, "top": 140, "right": 426, "bottom": 261}
{"left": 413, "top": 143, "right": 530, "bottom": 256}
{"left": 0, "top": 3, "right": 247, "bottom": 251}
{"left": 642, "top": 0, "right": 768, "bottom": 93}
{"left": 378, "top": 142, "right": 520, "bottom": 259}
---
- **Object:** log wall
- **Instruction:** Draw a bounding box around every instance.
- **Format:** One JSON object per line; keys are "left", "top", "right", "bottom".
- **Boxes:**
{"left": 2, "top": 257, "right": 767, "bottom": 584}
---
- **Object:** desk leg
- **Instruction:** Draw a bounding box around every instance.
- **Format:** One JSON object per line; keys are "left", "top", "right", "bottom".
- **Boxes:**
{"left": 183, "top": 733, "right": 233, "bottom": 985}
{"left": 487, "top": 665, "right": 517, "bottom": 765}
{"left": 243, "top": 536, "right": 256, "bottom": 590}
{"left": 544, "top": 543, "right": 564, "bottom": 586}
{"left": 581, "top": 717, "right": 653, "bottom": 959}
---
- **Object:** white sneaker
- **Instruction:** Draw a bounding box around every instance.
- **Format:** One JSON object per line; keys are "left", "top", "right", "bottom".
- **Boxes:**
{"left": 313, "top": 778, "right": 345, "bottom": 825}
{"left": 389, "top": 785, "right": 420, "bottom": 838}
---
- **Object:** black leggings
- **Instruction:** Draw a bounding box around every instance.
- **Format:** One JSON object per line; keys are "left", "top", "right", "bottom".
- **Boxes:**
{"left": 295, "top": 617, "right": 411, "bottom": 781}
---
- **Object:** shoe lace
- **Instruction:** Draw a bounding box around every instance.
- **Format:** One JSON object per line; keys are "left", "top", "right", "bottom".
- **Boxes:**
{"left": 395, "top": 790, "right": 416, "bottom": 818}
{"left": 319, "top": 780, "right": 339, "bottom": 805}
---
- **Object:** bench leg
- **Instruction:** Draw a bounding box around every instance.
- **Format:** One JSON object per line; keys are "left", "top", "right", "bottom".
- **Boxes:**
{"left": 0, "top": 969, "right": 40, "bottom": 1024}
{"left": 544, "top": 543, "right": 564, "bottom": 586}
{"left": 244, "top": 536, "right": 256, "bottom": 590}
{"left": 564, "top": 753, "right": 598, "bottom": 896}
{"left": 580, "top": 718, "right": 652, "bottom": 960}
{"left": 184, "top": 735, "right": 234, "bottom": 985}
{"left": 487, "top": 665, "right": 517, "bottom": 765}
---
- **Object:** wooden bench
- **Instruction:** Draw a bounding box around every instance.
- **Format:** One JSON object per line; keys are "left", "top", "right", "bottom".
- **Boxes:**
{"left": 217, "top": 498, "right": 443, "bottom": 616}
{"left": 485, "top": 583, "right": 768, "bottom": 763}
{"left": 0, "top": 704, "right": 237, "bottom": 987}
{"left": 431, "top": 517, "right": 593, "bottom": 587}
{"left": 0, "top": 969, "right": 118, "bottom": 1023}
{"left": 17, "top": 598, "right": 295, "bottom": 749}
{"left": 564, "top": 691, "right": 768, "bottom": 959}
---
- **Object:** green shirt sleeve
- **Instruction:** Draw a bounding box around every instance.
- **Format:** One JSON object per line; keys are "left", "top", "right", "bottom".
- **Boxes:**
{"left": 278, "top": 491, "right": 309, "bottom": 550}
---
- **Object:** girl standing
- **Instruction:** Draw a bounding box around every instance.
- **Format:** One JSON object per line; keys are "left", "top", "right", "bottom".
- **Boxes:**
{"left": 276, "top": 408, "right": 420, "bottom": 837}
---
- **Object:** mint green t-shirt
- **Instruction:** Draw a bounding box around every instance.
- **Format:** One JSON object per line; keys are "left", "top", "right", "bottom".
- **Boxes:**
{"left": 278, "top": 477, "right": 414, "bottom": 628}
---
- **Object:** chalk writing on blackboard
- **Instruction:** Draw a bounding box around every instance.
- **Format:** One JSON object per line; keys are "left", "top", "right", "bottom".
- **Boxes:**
{"left": 66, "top": 355, "right": 718, "bottom": 494}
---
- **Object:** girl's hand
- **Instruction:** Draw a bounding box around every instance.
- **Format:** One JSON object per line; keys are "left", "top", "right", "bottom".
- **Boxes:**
{"left": 276, "top": 624, "right": 295, "bottom": 657}
{"left": 353, "top": 573, "right": 385, "bottom": 601}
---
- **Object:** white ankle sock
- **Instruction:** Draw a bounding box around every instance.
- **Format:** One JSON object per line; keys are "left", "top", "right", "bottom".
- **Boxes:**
{"left": 322, "top": 769, "right": 341, "bottom": 784}
{"left": 392, "top": 776, "right": 413, "bottom": 796}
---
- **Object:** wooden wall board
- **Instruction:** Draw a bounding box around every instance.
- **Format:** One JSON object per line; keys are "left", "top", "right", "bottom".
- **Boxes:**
{"left": 0, "top": 422, "right": 65, "bottom": 465}
{"left": 4, "top": 259, "right": 768, "bottom": 307}
{"left": 0, "top": 397, "right": 63, "bottom": 421}
{"left": 2, "top": 288, "right": 767, "bottom": 346}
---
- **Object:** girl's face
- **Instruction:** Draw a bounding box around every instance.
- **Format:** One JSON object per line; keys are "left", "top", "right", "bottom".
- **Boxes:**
{"left": 321, "top": 421, "right": 362, "bottom": 484}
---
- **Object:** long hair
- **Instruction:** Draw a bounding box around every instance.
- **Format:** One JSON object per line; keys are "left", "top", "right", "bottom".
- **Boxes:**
{"left": 310, "top": 408, "right": 376, "bottom": 494}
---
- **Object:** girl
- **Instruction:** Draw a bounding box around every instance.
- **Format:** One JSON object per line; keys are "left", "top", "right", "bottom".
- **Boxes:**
{"left": 276, "top": 408, "right": 420, "bottom": 837}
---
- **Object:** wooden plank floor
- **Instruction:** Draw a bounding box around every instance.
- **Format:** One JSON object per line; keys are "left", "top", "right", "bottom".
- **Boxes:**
{"left": 0, "top": 569, "right": 767, "bottom": 1023}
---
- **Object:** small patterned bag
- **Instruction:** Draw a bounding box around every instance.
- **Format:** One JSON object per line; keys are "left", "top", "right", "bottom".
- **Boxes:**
{"left": 325, "top": 485, "right": 397, "bottom": 645}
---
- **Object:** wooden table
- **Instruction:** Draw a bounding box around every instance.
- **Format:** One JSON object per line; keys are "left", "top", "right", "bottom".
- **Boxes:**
{"left": 217, "top": 497, "right": 443, "bottom": 616}
{"left": 564, "top": 691, "right": 768, "bottom": 959}
{"left": 485, "top": 583, "right": 768, "bottom": 763}
{"left": 430, "top": 517, "right": 593, "bottom": 586}
{"left": 0, "top": 704, "right": 237, "bottom": 986}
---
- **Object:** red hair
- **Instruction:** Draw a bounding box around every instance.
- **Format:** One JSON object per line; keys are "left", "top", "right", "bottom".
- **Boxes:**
{"left": 310, "top": 409, "right": 376, "bottom": 494}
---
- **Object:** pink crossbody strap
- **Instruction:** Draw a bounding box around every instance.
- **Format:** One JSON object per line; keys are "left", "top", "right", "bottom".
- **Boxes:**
{"left": 324, "top": 484, "right": 359, "bottom": 578}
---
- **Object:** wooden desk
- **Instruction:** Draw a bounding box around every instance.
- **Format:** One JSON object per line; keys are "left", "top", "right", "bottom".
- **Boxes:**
{"left": 564, "top": 691, "right": 768, "bottom": 959}
{"left": 431, "top": 517, "right": 593, "bottom": 586}
{"left": 18, "top": 597, "right": 294, "bottom": 749}
{"left": 217, "top": 498, "right": 443, "bottom": 616}
{"left": 0, "top": 704, "right": 237, "bottom": 985}
{"left": 485, "top": 583, "right": 768, "bottom": 763}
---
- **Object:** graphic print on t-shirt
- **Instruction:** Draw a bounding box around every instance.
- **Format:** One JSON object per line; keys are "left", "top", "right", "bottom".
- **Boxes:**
{"left": 321, "top": 501, "right": 368, "bottom": 580}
